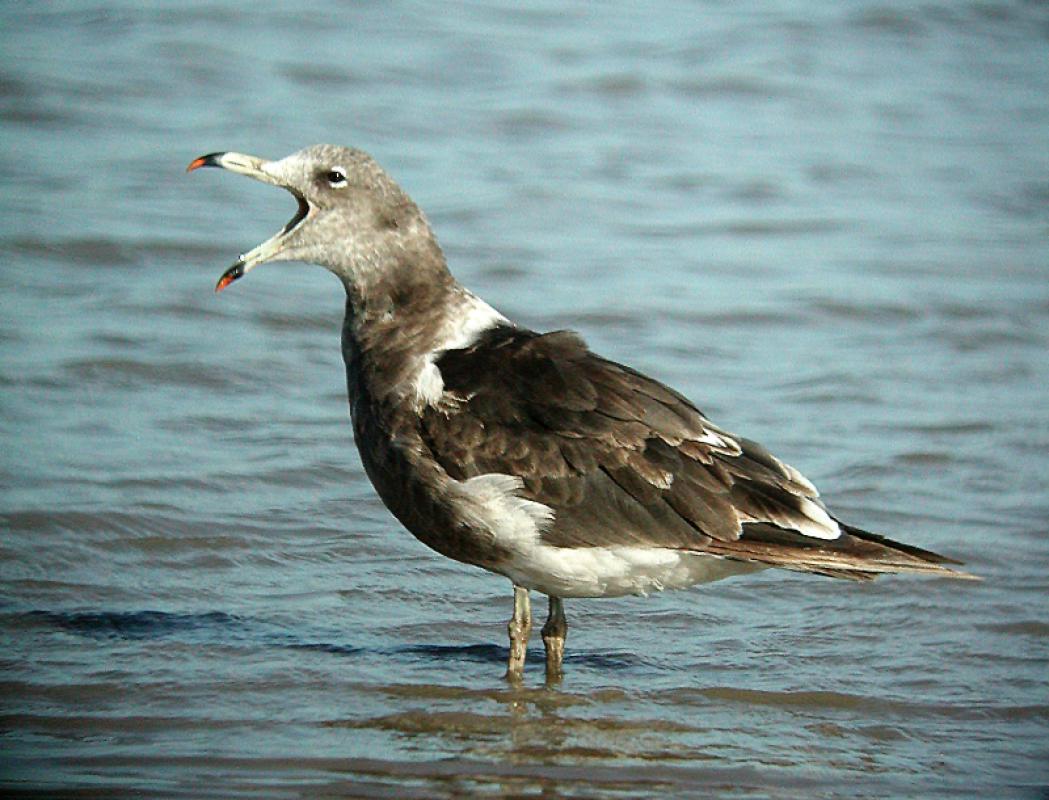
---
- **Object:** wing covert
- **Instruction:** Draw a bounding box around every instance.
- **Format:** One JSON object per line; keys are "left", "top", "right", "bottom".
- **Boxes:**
{"left": 419, "top": 326, "right": 840, "bottom": 552}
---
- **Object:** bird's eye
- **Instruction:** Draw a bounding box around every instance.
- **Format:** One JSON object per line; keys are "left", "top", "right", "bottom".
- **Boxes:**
{"left": 325, "top": 168, "right": 347, "bottom": 188}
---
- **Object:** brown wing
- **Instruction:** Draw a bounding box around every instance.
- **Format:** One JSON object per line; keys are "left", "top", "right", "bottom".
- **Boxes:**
{"left": 418, "top": 326, "right": 971, "bottom": 581}
{"left": 419, "top": 327, "right": 843, "bottom": 549}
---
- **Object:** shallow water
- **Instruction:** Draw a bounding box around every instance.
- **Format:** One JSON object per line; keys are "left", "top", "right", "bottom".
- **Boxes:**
{"left": 2, "top": 1, "right": 1048, "bottom": 797}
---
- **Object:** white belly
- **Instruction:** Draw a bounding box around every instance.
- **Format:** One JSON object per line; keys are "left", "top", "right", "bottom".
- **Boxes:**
{"left": 500, "top": 544, "right": 765, "bottom": 598}
{"left": 447, "top": 472, "right": 764, "bottom": 598}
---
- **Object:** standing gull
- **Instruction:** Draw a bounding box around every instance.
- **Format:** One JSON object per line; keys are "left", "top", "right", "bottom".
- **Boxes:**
{"left": 188, "top": 145, "right": 975, "bottom": 682}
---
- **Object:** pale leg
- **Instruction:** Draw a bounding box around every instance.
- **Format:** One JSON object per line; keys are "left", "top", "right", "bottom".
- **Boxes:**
{"left": 542, "top": 595, "right": 567, "bottom": 682}
{"left": 506, "top": 584, "right": 531, "bottom": 681}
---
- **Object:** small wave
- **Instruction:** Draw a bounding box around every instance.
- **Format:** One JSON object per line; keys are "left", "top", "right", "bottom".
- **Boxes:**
{"left": 28, "top": 608, "right": 243, "bottom": 640}
{"left": 396, "top": 642, "right": 508, "bottom": 665}
{"left": 561, "top": 73, "right": 647, "bottom": 98}
{"left": 649, "top": 686, "right": 1049, "bottom": 722}
{"left": 0, "top": 234, "right": 232, "bottom": 267}
{"left": 287, "top": 641, "right": 365, "bottom": 656}
{"left": 619, "top": 217, "right": 848, "bottom": 240}
{"left": 61, "top": 356, "right": 237, "bottom": 391}
{"left": 975, "top": 620, "right": 1049, "bottom": 638}
{"left": 892, "top": 451, "right": 954, "bottom": 466}
{"left": 280, "top": 63, "right": 365, "bottom": 89}
{"left": 808, "top": 298, "right": 921, "bottom": 322}
{"left": 891, "top": 420, "right": 994, "bottom": 436}
{"left": 668, "top": 75, "right": 792, "bottom": 99}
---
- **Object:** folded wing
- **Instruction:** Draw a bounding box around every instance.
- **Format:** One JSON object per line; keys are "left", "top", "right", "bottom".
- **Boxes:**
{"left": 420, "top": 327, "right": 970, "bottom": 581}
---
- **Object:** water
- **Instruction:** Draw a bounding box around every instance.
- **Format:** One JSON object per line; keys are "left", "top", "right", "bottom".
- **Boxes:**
{"left": 2, "top": 1, "right": 1048, "bottom": 797}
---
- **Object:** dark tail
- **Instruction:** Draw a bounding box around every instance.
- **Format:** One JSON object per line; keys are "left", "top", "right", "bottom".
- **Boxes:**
{"left": 704, "top": 521, "right": 979, "bottom": 582}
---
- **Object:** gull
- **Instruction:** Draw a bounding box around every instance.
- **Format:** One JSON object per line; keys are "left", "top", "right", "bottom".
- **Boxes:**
{"left": 188, "top": 145, "right": 975, "bottom": 682}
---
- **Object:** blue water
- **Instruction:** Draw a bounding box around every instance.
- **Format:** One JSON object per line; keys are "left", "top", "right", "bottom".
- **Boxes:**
{"left": 2, "top": 2, "right": 1048, "bottom": 797}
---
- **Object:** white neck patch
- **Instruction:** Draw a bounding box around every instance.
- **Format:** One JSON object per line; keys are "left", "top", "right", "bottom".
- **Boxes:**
{"left": 411, "top": 290, "right": 509, "bottom": 408}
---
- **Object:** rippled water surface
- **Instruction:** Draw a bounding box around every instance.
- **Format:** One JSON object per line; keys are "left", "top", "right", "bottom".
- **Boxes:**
{"left": 2, "top": 2, "right": 1048, "bottom": 797}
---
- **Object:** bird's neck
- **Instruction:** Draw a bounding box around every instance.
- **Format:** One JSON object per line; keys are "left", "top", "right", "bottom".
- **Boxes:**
{"left": 340, "top": 265, "right": 509, "bottom": 414}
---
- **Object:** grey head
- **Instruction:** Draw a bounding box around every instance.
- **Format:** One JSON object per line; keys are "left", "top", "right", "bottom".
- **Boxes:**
{"left": 187, "top": 144, "right": 447, "bottom": 293}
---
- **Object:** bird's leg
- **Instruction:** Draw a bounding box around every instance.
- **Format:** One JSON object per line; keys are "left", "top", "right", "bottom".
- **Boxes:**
{"left": 505, "top": 584, "right": 531, "bottom": 681}
{"left": 542, "top": 596, "right": 567, "bottom": 683}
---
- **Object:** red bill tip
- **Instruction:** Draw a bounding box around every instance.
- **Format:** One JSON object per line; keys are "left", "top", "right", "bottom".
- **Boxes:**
{"left": 215, "top": 262, "right": 244, "bottom": 293}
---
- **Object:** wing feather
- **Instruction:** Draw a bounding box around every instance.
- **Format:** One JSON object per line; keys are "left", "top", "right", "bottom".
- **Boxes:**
{"left": 420, "top": 326, "right": 838, "bottom": 554}
{"left": 415, "top": 325, "right": 974, "bottom": 580}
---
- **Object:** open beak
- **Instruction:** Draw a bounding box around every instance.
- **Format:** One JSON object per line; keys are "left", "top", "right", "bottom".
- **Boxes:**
{"left": 187, "top": 152, "right": 310, "bottom": 292}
